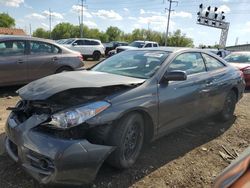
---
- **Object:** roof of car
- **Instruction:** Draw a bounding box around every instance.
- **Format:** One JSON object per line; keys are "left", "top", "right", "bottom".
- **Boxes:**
{"left": 0, "top": 35, "right": 55, "bottom": 43}
{"left": 131, "top": 47, "right": 221, "bottom": 54}
{"left": 66, "top": 38, "right": 101, "bottom": 42}
{"left": 133, "top": 47, "right": 189, "bottom": 52}
{"left": 134, "top": 40, "right": 158, "bottom": 44}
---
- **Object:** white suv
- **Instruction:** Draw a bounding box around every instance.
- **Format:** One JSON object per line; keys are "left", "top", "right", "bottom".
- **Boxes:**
{"left": 115, "top": 40, "right": 159, "bottom": 54}
{"left": 61, "top": 38, "right": 105, "bottom": 60}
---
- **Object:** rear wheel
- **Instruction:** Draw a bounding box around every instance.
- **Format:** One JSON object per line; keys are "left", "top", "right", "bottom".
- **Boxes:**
{"left": 217, "top": 90, "right": 237, "bottom": 122}
{"left": 107, "top": 113, "right": 144, "bottom": 169}
{"left": 93, "top": 51, "right": 101, "bottom": 61}
{"left": 55, "top": 66, "right": 73, "bottom": 73}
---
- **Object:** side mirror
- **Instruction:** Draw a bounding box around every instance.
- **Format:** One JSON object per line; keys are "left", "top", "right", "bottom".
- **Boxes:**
{"left": 72, "top": 43, "right": 77, "bottom": 46}
{"left": 161, "top": 70, "right": 187, "bottom": 83}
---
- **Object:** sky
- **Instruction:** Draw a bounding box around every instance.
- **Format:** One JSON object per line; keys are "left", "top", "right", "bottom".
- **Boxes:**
{"left": 0, "top": 0, "right": 250, "bottom": 46}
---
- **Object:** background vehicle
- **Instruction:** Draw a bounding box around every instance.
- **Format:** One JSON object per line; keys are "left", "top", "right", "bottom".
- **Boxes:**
{"left": 214, "top": 147, "right": 250, "bottom": 188}
{"left": 205, "top": 48, "right": 231, "bottom": 58}
{"left": 104, "top": 41, "right": 128, "bottom": 56}
{"left": 62, "top": 38, "right": 105, "bottom": 60}
{"left": 5, "top": 48, "right": 245, "bottom": 186}
{"left": 224, "top": 51, "right": 250, "bottom": 87}
{"left": 0, "top": 35, "right": 84, "bottom": 87}
{"left": 110, "top": 40, "right": 159, "bottom": 56}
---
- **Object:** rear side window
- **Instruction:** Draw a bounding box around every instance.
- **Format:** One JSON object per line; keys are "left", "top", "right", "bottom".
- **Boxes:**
{"left": 153, "top": 43, "right": 158, "bottom": 47}
{"left": 30, "top": 41, "right": 60, "bottom": 54}
{"left": 145, "top": 43, "right": 152, "bottom": 48}
{"left": 168, "top": 52, "right": 206, "bottom": 75}
{"left": 89, "top": 40, "right": 100, "bottom": 45}
{"left": 0, "top": 40, "right": 25, "bottom": 56}
{"left": 202, "top": 54, "right": 225, "bottom": 71}
{"left": 75, "top": 40, "right": 84, "bottom": 45}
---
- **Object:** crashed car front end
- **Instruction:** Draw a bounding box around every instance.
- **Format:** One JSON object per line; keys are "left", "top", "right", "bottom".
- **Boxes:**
{"left": 4, "top": 71, "right": 145, "bottom": 186}
{"left": 5, "top": 99, "right": 115, "bottom": 186}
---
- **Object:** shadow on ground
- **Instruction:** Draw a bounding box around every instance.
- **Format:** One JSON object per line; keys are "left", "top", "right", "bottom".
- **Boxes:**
{"left": 0, "top": 115, "right": 236, "bottom": 188}
{"left": 0, "top": 85, "right": 23, "bottom": 98}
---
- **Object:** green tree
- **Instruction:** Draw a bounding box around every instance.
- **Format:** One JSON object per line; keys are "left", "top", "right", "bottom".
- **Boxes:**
{"left": 33, "top": 28, "right": 50, "bottom": 39}
{"left": 167, "top": 30, "right": 194, "bottom": 47}
{"left": 106, "top": 26, "right": 122, "bottom": 41}
{"left": 51, "top": 23, "right": 76, "bottom": 40}
{"left": 0, "top": 13, "right": 15, "bottom": 28}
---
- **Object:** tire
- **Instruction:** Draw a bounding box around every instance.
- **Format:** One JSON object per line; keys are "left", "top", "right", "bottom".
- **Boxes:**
{"left": 93, "top": 51, "right": 101, "bottom": 61}
{"left": 107, "top": 113, "right": 144, "bottom": 169}
{"left": 55, "top": 66, "right": 73, "bottom": 73}
{"left": 217, "top": 90, "right": 237, "bottom": 122}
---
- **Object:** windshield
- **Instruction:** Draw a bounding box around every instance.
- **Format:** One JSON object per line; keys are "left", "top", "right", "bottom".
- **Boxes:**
{"left": 92, "top": 50, "right": 169, "bottom": 79}
{"left": 225, "top": 53, "right": 250, "bottom": 63}
{"left": 129, "top": 42, "right": 145, "bottom": 48}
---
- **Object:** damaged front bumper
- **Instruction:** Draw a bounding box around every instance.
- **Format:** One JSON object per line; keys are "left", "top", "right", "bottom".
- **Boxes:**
{"left": 5, "top": 113, "right": 114, "bottom": 186}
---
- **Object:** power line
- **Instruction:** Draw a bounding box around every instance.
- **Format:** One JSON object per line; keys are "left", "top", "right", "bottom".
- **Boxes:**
{"left": 164, "top": 0, "right": 178, "bottom": 46}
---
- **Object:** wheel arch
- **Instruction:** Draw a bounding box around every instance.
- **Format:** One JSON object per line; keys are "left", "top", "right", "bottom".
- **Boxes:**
{"left": 115, "top": 108, "right": 155, "bottom": 143}
{"left": 231, "top": 86, "right": 239, "bottom": 101}
{"left": 55, "top": 65, "right": 74, "bottom": 73}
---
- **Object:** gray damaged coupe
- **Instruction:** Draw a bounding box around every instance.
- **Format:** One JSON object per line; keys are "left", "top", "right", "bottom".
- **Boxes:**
{"left": 5, "top": 48, "right": 245, "bottom": 186}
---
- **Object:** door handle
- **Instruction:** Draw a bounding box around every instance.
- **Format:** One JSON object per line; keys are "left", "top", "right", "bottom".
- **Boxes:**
{"left": 52, "top": 57, "right": 58, "bottom": 61}
{"left": 17, "top": 59, "right": 24, "bottom": 64}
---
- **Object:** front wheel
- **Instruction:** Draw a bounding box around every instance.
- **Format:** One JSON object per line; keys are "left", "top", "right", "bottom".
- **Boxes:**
{"left": 217, "top": 90, "right": 237, "bottom": 122}
{"left": 107, "top": 113, "right": 144, "bottom": 169}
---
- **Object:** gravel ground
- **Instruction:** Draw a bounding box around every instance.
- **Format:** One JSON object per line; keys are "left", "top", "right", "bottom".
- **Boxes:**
{"left": 0, "top": 61, "right": 249, "bottom": 188}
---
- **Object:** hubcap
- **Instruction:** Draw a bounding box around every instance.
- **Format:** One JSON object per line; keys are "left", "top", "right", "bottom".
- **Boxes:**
{"left": 123, "top": 122, "right": 141, "bottom": 160}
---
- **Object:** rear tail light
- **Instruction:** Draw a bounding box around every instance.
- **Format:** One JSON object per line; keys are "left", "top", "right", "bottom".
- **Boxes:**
{"left": 242, "top": 66, "right": 250, "bottom": 74}
{"left": 78, "top": 55, "right": 84, "bottom": 62}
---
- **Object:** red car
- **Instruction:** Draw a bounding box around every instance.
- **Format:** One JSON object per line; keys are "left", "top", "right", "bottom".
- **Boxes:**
{"left": 225, "top": 51, "right": 250, "bottom": 87}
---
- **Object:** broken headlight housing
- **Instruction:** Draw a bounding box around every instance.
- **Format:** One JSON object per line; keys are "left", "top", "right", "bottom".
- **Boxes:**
{"left": 49, "top": 101, "right": 110, "bottom": 129}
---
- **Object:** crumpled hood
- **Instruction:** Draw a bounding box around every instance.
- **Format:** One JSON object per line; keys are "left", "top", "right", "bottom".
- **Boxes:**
{"left": 18, "top": 71, "right": 145, "bottom": 100}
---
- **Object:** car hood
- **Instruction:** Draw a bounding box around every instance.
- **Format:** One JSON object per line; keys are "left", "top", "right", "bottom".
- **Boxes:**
{"left": 18, "top": 71, "right": 145, "bottom": 100}
{"left": 229, "top": 62, "right": 250, "bottom": 70}
{"left": 117, "top": 46, "right": 138, "bottom": 50}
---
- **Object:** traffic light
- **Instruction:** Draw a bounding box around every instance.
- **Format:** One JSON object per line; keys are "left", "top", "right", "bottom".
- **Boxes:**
{"left": 215, "top": 13, "right": 218, "bottom": 19}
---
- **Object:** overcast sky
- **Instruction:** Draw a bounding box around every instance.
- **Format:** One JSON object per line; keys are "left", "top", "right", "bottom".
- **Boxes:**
{"left": 0, "top": 0, "right": 250, "bottom": 46}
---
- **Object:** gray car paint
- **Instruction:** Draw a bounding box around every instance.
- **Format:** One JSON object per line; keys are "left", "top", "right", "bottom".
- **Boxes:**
{"left": 5, "top": 48, "right": 245, "bottom": 186}
{"left": 0, "top": 35, "right": 83, "bottom": 86}
{"left": 18, "top": 70, "right": 145, "bottom": 100}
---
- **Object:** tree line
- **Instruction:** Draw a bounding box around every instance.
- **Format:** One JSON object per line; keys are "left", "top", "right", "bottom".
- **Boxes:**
{"left": 0, "top": 12, "right": 194, "bottom": 47}
{"left": 33, "top": 23, "right": 194, "bottom": 47}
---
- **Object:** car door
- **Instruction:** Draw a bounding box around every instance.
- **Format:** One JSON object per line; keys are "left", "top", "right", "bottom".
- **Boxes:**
{"left": 26, "top": 40, "right": 60, "bottom": 81}
{"left": 201, "top": 53, "right": 229, "bottom": 114}
{"left": 158, "top": 52, "right": 210, "bottom": 134}
{"left": 0, "top": 40, "right": 28, "bottom": 86}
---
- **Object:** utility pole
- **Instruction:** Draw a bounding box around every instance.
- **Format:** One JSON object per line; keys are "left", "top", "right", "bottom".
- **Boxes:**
{"left": 29, "top": 24, "right": 32, "bottom": 36}
{"left": 49, "top": 8, "right": 52, "bottom": 39}
{"left": 79, "top": 0, "right": 87, "bottom": 38}
{"left": 164, "top": 0, "right": 178, "bottom": 46}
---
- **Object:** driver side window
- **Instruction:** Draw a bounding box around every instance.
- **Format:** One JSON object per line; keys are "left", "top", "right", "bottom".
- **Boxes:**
{"left": 168, "top": 52, "right": 206, "bottom": 75}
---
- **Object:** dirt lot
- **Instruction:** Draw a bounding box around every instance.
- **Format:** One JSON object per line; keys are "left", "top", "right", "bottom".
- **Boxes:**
{"left": 0, "top": 61, "right": 249, "bottom": 188}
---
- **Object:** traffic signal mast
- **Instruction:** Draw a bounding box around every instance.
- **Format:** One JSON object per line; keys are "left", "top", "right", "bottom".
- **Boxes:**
{"left": 197, "top": 4, "right": 230, "bottom": 48}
